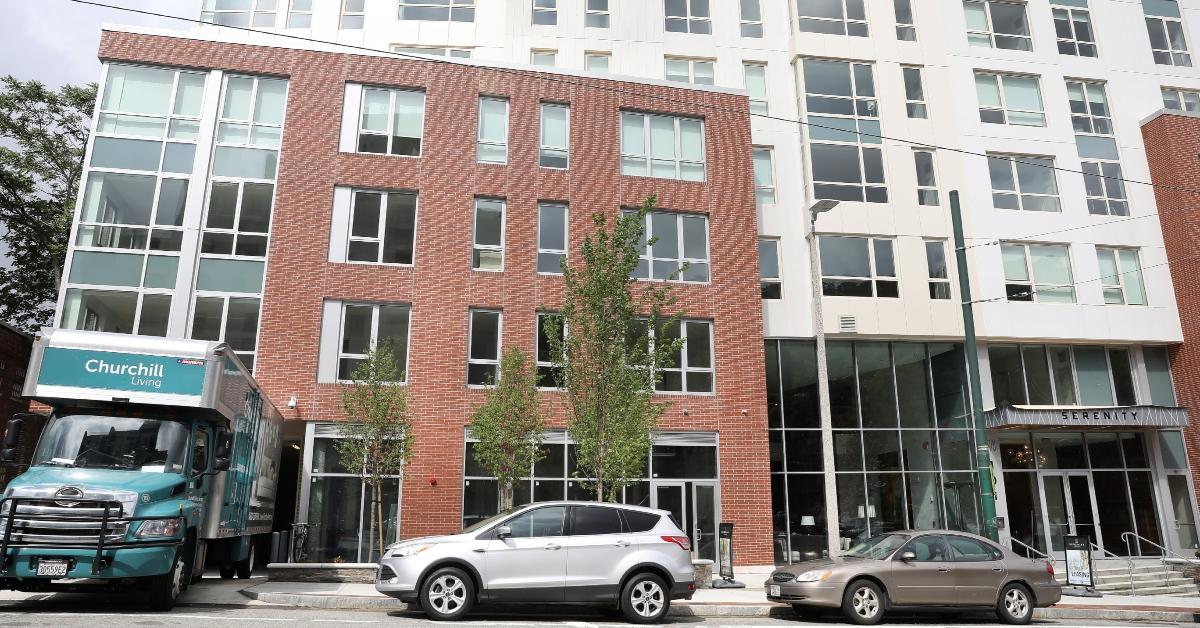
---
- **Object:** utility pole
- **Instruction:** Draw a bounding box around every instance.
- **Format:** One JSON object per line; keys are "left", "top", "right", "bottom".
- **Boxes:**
{"left": 950, "top": 190, "right": 999, "bottom": 541}
{"left": 807, "top": 200, "right": 841, "bottom": 557}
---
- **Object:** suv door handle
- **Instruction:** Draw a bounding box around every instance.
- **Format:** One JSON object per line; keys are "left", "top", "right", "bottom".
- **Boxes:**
{"left": 545, "top": 543, "right": 561, "bottom": 550}
{"left": 615, "top": 540, "right": 631, "bottom": 547}
{"left": 937, "top": 568, "right": 950, "bottom": 573}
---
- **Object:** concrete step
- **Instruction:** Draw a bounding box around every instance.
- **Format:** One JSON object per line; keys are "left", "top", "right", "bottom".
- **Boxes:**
{"left": 1094, "top": 577, "right": 1194, "bottom": 591}
{"left": 1101, "top": 584, "right": 1200, "bottom": 596}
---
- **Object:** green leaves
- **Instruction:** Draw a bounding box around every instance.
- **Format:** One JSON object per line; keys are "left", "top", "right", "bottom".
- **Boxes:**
{"left": 336, "top": 340, "right": 413, "bottom": 481}
{"left": 468, "top": 347, "right": 545, "bottom": 509}
{"left": 0, "top": 77, "right": 96, "bottom": 331}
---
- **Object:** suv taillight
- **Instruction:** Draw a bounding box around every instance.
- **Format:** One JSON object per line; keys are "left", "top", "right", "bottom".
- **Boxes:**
{"left": 662, "top": 535, "right": 691, "bottom": 551}
{"left": 1045, "top": 560, "right": 1055, "bottom": 576}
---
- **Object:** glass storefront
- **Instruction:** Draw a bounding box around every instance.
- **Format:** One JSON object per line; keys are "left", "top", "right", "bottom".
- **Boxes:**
{"left": 766, "top": 339, "right": 982, "bottom": 564}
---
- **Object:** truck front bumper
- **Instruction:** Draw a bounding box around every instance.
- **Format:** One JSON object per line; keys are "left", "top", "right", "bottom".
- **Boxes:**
{"left": 0, "top": 544, "right": 179, "bottom": 581}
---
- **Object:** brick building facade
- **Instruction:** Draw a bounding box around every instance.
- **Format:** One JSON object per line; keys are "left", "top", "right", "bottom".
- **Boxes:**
{"left": 0, "top": 323, "right": 33, "bottom": 489}
{"left": 88, "top": 27, "right": 771, "bottom": 564}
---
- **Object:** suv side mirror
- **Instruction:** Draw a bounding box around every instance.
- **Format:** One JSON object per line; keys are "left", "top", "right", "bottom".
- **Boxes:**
{"left": 495, "top": 526, "right": 512, "bottom": 539}
{"left": 212, "top": 430, "right": 233, "bottom": 472}
{"left": 899, "top": 551, "right": 917, "bottom": 562}
{"left": 1, "top": 417, "right": 25, "bottom": 462}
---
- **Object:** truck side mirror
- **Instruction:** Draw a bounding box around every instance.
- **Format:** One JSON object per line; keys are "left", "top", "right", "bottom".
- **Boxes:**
{"left": 1, "top": 417, "right": 24, "bottom": 462}
{"left": 212, "top": 430, "right": 233, "bottom": 472}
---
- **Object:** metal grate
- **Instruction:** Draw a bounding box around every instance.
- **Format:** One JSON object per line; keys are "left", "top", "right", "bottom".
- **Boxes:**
{"left": 838, "top": 315, "right": 857, "bottom": 333}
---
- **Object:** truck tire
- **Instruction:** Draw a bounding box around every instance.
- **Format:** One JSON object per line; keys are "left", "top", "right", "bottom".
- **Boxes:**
{"left": 219, "top": 565, "right": 235, "bottom": 579}
{"left": 235, "top": 544, "right": 255, "bottom": 579}
{"left": 148, "top": 549, "right": 185, "bottom": 612}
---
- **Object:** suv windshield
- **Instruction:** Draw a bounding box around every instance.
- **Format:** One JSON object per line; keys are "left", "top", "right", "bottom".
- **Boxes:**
{"left": 462, "top": 506, "right": 519, "bottom": 534}
{"left": 32, "top": 414, "right": 190, "bottom": 473}
{"left": 842, "top": 533, "right": 911, "bottom": 560}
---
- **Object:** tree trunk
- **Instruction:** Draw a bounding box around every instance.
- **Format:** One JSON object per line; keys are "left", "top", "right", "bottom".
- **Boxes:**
{"left": 500, "top": 481, "right": 513, "bottom": 511}
{"left": 375, "top": 476, "right": 385, "bottom": 557}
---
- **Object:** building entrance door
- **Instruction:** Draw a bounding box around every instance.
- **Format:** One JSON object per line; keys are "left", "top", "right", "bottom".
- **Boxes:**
{"left": 653, "top": 481, "right": 719, "bottom": 561}
{"left": 1041, "top": 473, "right": 1100, "bottom": 553}
{"left": 1167, "top": 474, "right": 1199, "bottom": 553}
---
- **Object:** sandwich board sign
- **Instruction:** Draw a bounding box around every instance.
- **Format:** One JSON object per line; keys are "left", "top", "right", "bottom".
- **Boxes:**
{"left": 1064, "top": 535, "right": 1093, "bottom": 587}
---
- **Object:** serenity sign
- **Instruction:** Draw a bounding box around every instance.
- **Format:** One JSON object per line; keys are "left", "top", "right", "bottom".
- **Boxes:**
{"left": 985, "top": 404, "right": 1188, "bottom": 429}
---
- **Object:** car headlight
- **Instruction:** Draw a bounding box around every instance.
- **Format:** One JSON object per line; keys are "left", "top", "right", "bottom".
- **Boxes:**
{"left": 387, "top": 543, "right": 433, "bottom": 558}
{"left": 135, "top": 517, "right": 182, "bottom": 538}
{"left": 795, "top": 569, "right": 832, "bottom": 582}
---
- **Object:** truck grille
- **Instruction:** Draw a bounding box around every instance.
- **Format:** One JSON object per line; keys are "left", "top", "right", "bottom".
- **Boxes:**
{"left": 3, "top": 499, "right": 129, "bottom": 545}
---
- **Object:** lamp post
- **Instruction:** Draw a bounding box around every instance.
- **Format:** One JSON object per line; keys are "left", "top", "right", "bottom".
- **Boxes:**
{"left": 807, "top": 199, "right": 841, "bottom": 557}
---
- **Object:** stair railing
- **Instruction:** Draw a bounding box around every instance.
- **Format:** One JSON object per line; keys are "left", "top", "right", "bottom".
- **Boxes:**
{"left": 1121, "top": 531, "right": 1199, "bottom": 593}
{"left": 1009, "top": 537, "right": 1049, "bottom": 560}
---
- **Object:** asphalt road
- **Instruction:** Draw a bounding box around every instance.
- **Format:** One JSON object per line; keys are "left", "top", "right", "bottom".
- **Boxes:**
{"left": 0, "top": 603, "right": 1188, "bottom": 628}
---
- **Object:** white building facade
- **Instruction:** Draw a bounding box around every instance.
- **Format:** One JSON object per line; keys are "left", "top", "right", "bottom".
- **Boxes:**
{"left": 196, "top": 0, "right": 1200, "bottom": 563}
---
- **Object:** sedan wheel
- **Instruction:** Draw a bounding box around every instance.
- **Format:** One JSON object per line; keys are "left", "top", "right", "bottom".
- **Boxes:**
{"left": 841, "top": 580, "right": 885, "bottom": 625}
{"left": 996, "top": 583, "right": 1033, "bottom": 625}
{"left": 421, "top": 567, "right": 474, "bottom": 621}
{"left": 621, "top": 573, "right": 670, "bottom": 624}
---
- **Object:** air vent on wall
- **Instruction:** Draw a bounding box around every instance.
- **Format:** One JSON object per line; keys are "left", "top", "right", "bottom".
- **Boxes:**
{"left": 838, "top": 315, "right": 858, "bottom": 333}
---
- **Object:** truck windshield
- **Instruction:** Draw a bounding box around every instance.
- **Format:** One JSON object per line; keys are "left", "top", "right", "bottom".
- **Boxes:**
{"left": 32, "top": 414, "right": 190, "bottom": 473}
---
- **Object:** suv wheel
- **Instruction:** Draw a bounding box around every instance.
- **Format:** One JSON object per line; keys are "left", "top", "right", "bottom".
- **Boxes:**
{"left": 996, "top": 582, "right": 1033, "bottom": 625}
{"left": 841, "top": 579, "right": 884, "bottom": 625}
{"left": 421, "top": 566, "right": 474, "bottom": 621}
{"left": 621, "top": 573, "right": 670, "bottom": 624}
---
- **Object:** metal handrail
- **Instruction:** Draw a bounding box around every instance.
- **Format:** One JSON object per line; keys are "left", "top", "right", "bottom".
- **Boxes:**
{"left": 1091, "top": 541, "right": 1122, "bottom": 560}
{"left": 1009, "top": 537, "right": 1049, "bottom": 560}
{"left": 1120, "top": 531, "right": 1199, "bottom": 593}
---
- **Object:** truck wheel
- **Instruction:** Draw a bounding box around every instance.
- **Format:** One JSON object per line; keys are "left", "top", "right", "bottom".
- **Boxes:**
{"left": 148, "top": 549, "right": 184, "bottom": 612}
{"left": 235, "top": 545, "right": 255, "bottom": 579}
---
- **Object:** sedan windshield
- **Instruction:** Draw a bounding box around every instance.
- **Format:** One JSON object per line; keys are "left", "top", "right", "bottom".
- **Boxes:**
{"left": 32, "top": 414, "right": 189, "bottom": 473}
{"left": 842, "top": 533, "right": 911, "bottom": 559}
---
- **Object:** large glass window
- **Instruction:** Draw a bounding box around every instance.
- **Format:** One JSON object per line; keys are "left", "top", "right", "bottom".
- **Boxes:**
{"left": 398, "top": 0, "right": 475, "bottom": 22}
{"left": 537, "top": 203, "right": 567, "bottom": 274}
{"left": 1054, "top": 0, "right": 1096, "bottom": 56}
{"left": 753, "top": 147, "right": 776, "bottom": 207}
{"left": 340, "top": 0, "right": 365, "bottom": 29}
{"left": 536, "top": 313, "right": 564, "bottom": 388}
{"left": 819, "top": 235, "right": 897, "bottom": 298}
{"left": 201, "top": 0, "right": 276, "bottom": 26}
{"left": 468, "top": 309, "right": 502, "bottom": 386}
{"left": 894, "top": 0, "right": 916, "bottom": 40}
{"left": 803, "top": 59, "right": 886, "bottom": 203}
{"left": 925, "top": 240, "right": 951, "bottom": 300}
{"left": 627, "top": 210, "right": 709, "bottom": 283}
{"left": 1163, "top": 86, "right": 1200, "bottom": 112}
{"left": 472, "top": 198, "right": 505, "bottom": 271}
{"left": 587, "top": 0, "right": 610, "bottom": 28}
{"left": 797, "top": 0, "right": 868, "bottom": 37}
{"left": 1144, "top": 346, "right": 1176, "bottom": 405}
{"left": 477, "top": 97, "right": 509, "bottom": 164}
{"left": 1096, "top": 248, "right": 1147, "bottom": 306}
{"left": 533, "top": 0, "right": 557, "bottom": 25}
{"left": 964, "top": 0, "right": 1032, "bottom": 50}
{"left": 914, "top": 149, "right": 938, "bottom": 206}
{"left": 539, "top": 103, "right": 569, "bottom": 169}
{"left": 190, "top": 295, "right": 261, "bottom": 369}
{"left": 988, "top": 155, "right": 1059, "bottom": 212}
{"left": 652, "top": 319, "right": 713, "bottom": 394}
{"left": 902, "top": 66, "right": 927, "bottom": 119}
{"left": 976, "top": 73, "right": 1045, "bottom": 126}
{"left": 337, "top": 303, "right": 411, "bottom": 381}
{"left": 740, "top": 0, "right": 763, "bottom": 36}
{"left": 1001, "top": 242, "right": 1074, "bottom": 302}
{"left": 664, "top": 0, "right": 711, "bottom": 34}
{"left": 665, "top": 57, "right": 714, "bottom": 85}
{"left": 990, "top": 343, "right": 1149, "bottom": 407}
{"left": 202, "top": 181, "right": 274, "bottom": 257}
{"left": 357, "top": 87, "right": 424, "bottom": 157}
{"left": 744, "top": 63, "right": 769, "bottom": 115}
{"left": 1144, "top": 0, "right": 1191, "bottom": 66}
{"left": 287, "top": 0, "right": 312, "bottom": 27}
{"left": 620, "top": 112, "right": 705, "bottom": 181}
{"left": 346, "top": 190, "right": 417, "bottom": 266}
{"left": 760, "top": 238, "right": 781, "bottom": 300}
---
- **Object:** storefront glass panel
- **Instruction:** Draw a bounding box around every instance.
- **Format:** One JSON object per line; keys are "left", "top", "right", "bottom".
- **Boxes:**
{"left": 1168, "top": 475, "right": 1199, "bottom": 551}
{"left": 1035, "top": 432, "right": 1087, "bottom": 469}
{"left": 1093, "top": 470, "right": 1133, "bottom": 552}
{"left": 943, "top": 472, "right": 981, "bottom": 535}
{"left": 785, "top": 473, "right": 827, "bottom": 562}
{"left": 1128, "top": 471, "right": 1163, "bottom": 555}
{"left": 1087, "top": 432, "right": 1122, "bottom": 468}
{"left": 1003, "top": 472, "right": 1046, "bottom": 556}
{"left": 906, "top": 472, "right": 943, "bottom": 529}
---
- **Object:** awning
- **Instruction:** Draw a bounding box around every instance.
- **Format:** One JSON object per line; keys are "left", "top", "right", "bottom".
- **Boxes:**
{"left": 984, "top": 403, "right": 1189, "bottom": 430}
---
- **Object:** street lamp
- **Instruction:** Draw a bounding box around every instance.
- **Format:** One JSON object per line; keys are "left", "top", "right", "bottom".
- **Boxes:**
{"left": 806, "top": 199, "right": 840, "bottom": 558}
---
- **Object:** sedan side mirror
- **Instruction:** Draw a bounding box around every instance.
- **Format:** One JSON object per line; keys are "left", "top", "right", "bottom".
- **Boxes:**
{"left": 495, "top": 526, "right": 512, "bottom": 539}
{"left": 899, "top": 551, "right": 917, "bottom": 562}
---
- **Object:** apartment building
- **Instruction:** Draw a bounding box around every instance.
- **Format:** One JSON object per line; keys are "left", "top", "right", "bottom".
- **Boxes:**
{"left": 52, "top": 0, "right": 1198, "bottom": 565}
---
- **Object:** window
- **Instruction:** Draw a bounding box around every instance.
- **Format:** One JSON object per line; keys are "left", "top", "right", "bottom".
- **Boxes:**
{"left": 1067, "top": 80, "right": 1111, "bottom": 135}
{"left": 287, "top": 0, "right": 312, "bottom": 28}
{"left": 620, "top": 112, "right": 705, "bottom": 181}
{"left": 902, "top": 535, "right": 948, "bottom": 561}
{"left": 586, "top": 0, "right": 610, "bottom": 27}
{"left": 190, "top": 295, "right": 262, "bottom": 369}
{"left": 753, "top": 147, "right": 776, "bottom": 207}
{"left": 506, "top": 506, "right": 566, "bottom": 537}
{"left": 654, "top": 320, "right": 714, "bottom": 393}
{"left": 627, "top": 210, "right": 710, "bottom": 282}
{"left": 665, "top": 57, "right": 714, "bottom": 85}
{"left": 539, "top": 103, "right": 569, "bottom": 168}
{"left": 585, "top": 52, "right": 611, "bottom": 73}
{"left": 819, "top": 235, "right": 898, "bottom": 297}
{"left": 201, "top": 0, "right": 276, "bottom": 27}
{"left": 468, "top": 309, "right": 502, "bottom": 386}
{"left": 1053, "top": 0, "right": 1096, "bottom": 57}
{"left": 391, "top": 45, "right": 471, "bottom": 58}
{"left": 988, "top": 154, "right": 1060, "bottom": 212}
{"left": 797, "top": 0, "right": 869, "bottom": 37}
{"left": 536, "top": 313, "right": 565, "bottom": 388}
{"left": 1144, "top": 0, "right": 1191, "bottom": 66}
{"left": 357, "top": 87, "right": 425, "bottom": 156}
{"left": 760, "top": 238, "right": 781, "bottom": 299}
{"left": 975, "top": 73, "right": 1044, "bottom": 126}
{"left": 201, "top": 181, "right": 274, "bottom": 257}
{"left": 925, "top": 240, "right": 951, "bottom": 300}
{"left": 665, "top": 0, "right": 711, "bottom": 34}
{"left": 1163, "top": 87, "right": 1200, "bottom": 112}
{"left": 347, "top": 190, "right": 417, "bottom": 265}
{"left": 337, "top": 303, "right": 411, "bottom": 381}
{"left": 964, "top": 0, "right": 1032, "bottom": 50}
{"left": 1144, "top": 346, "right": 1176, "bottom": 405}
{"left": 1066, "top": 80, "right": 1128, "bottom": 216}
{"left": 531, "top": 50, "right": 557, "bottom": 66}
{"left": 533, "top": 0, "right": 557, "bottom": 25}
{"left": 914, "top": 150, "right": 939, "bottom": 206}
{"left": 803, "top": 59, "right": 887, "bottom": 203}
{"left": 340, "top": 0, "right": 365, "bottom": 29}
{"left": 897, "top": 67, "right": 928, "bottom": 120}
{"left": 477, "top": 97, "right": 509, "bottom": 164}
{"left": 573, "top": 506, "right": 623, "bottom": 535}
{"left": 1097, "top": 248, "right": 1147, "bottom": 306}
{"left": 740, "top": 0, "right": 763, "bottom": 37}
{"left": 472, "top": 198, "right": 505, "bottom": 271}
{"left": 744, "top": 63, "right": 768, "bottom": 115}
{"left": 947, "top": 536, "right": 1002, "bottom": 561}
{"left": 537, "top": 203, "right": 567, "bottom": 274}
{"left": 399, "top": 0, "right": 475, "bottom": 22}
{"left": 894, "top": 0, "right": 916, "bottom": 40}
{"left": 62, "top": 288, "right": 171, "bottom": 338}
{"left": 990, "top": 343, "right": 1145, "bottom": 406}
{"left": 1002, "top": 242, "right": 1074, "bottom": 303}
{"left": 1081, "top": 161, "right": 1128, "bottom": 216}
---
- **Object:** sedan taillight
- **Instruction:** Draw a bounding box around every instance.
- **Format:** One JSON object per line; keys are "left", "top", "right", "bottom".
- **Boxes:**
{"left": 1045, "top": 560, "right": 1055, "bottom": 576}
{"left": 662, "top": 535, "right": 691, "bottom": 551}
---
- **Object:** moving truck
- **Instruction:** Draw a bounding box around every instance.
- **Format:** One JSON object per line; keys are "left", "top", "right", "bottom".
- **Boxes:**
{"left": 0, "top": 328, "right": 283, "bottom": 610}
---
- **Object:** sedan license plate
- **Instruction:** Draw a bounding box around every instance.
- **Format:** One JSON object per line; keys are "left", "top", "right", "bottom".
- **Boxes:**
{"left": 36, "top": 560, "right": 69, "bottom": 577}
{"left": 768, "top": 584, "right": 781, "bottom": 597}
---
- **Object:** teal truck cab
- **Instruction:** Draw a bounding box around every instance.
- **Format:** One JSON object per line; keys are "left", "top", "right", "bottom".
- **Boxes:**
{"left": 0, "top": 328, "right": 283, "bottom": 610}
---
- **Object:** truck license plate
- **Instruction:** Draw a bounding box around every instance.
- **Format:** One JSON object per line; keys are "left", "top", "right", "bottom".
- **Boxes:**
{"left": 36, "top": 560, "right": 69, "bottom": 577}
{"left": 768, "top": 585, "right": 780, "bottom": 597}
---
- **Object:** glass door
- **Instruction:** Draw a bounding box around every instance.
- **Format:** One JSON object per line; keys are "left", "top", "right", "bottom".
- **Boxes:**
{"left": 654, "top": 482, "right": 687, "bottom": 537}
{"left": 1167, "top": 474, "right": 1199, "bottom": 552}
{"left": 1040, "top": 472, "right": 1101, "bottom": 553}
{"left": 692, "top": 482, "right": 719, "bottom": 562}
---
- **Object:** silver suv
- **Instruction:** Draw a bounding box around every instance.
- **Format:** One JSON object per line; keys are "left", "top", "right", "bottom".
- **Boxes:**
{"left": 376, "top": 501, "right": 696, "bottom": 623}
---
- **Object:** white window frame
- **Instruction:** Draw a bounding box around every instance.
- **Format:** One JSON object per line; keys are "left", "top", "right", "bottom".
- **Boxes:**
{"left": 1081, "top": 159, "right": 1128, "bottom": 216}
{"left": 964, "top": 0, "right": 1033, "bottom": 50}
{"left": 925, "top": 240, "right": 951, "bottom": 300}
{"left": 740, "top": 0, "right": 763, "bottom": 37}
{"left": 533, "top": 0, "right": 558, "bottom": 25}
{"left": 665, "top": 57, "right": 714, "bottom": 85}
{"left": 894, "top": 0, "right": 916, "bottom": 40}
{"left": 1052, "top": 2, "right": 1097, "bottom": 57}
{"left": 619, "top": 111, "right": 706, "bottom": 182}
{"left": 913, "top": 149, "right": 939, "bottom": 206}
{"left": 1162, "top": 86, "right": 1200, "bottom": 112}
{"left": 390, "top": 45, "right": 472, "bottom": 58}
{"left": 1066, "top": 80, "right": 1112, "bottom": 136}
{"left": 398, "top": 0, "right": 475, "bottom": 22}
{"left": 586, "top": 0, "right": 610, "bottom": 28}
{"left": 759, "top": 237, "right": 781, "bottom": 300}
{"left": 537, "top": 202, "right": 568, "bottom": 275}
{"left": 987, "top": 154, "right": 1061, "bottom": 212}
{"left": 539, "top": 102, "right": 569, "bottom": 169}
{"left": 902, "top": 66, "right": 927, "bottom": 119}
{"left": 1001, "top": 242, "right": 1076, "bottom": 303}
{"left": 585, "top": 52, "right": 611, "bottom": 73}
{"left": 651, "top": 319, "right": 714, "bottom": 395}
{"left": 531, "top": 49, "right": 557, "bottom": 66}
{"left": 188, "top": 293, "right": 263, "bottom": 370}
{"left": 744, "top": 62, "right": 769, "bottom": 115}
{"left": 200, "top": 180, "right": 275, "bottom": 259}
{"left": 467, "top": 309, "right": 503, "bottom": 387}
{"left": 345, "top": 189, "right": 418, "bottom": 266}
{"left": 802, "top": 58, "right": 887, "bottom": 203}
{"left": 975, "top": 72, "right": 1046, "bottom": 127}
{"left": 202, "top": 0, "right": 276, "bottom": 27}
{"left": 797, "top": 0, "right": 869, "bottom": 36}
{"left": 476, "top": 97, "right": 509, "bottom": 164}
{"left": 340, "top": 0, "right": 365, "bottom": 29}
{"left": 1096, "top": 247, "right": 1147, "bottom": 306}
{"left": 336, "top": 302, "right": 412, "bottom": 383}
{"left": 536, "top": 312, "right": 565, "bottom": 390}
{"left": 356, "top": 86, "right": 426, "bottom": 157}
{"left": 664, "top": 0, "right": 712, "bottom": 34}
{"left": 628, "top": 210, "right": 711, "bottom": 284}
{"left": 1144, "top": 1, "right": 1192, "bottom": 67}
{"left": 752, "top": 146, "right": 776, "bottom": 208}
{"left": 818, "top": 235, "right": 899, "bottom": 298}
{"left": 287, "top": 0, "right": 312, "bottom": 28}
{"left": 472, "top": 198, "right": 505, "bottom": 272}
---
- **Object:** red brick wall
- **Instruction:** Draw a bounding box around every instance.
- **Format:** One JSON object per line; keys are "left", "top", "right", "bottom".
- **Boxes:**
{"left": 99, "top": 31, "right": 772, "bottom": 563}
{"left": 0, "top": 324, "right": 34, "bottom": 489}
{"left": 1142, "top": 113, "right": 1200, "bottom": 499}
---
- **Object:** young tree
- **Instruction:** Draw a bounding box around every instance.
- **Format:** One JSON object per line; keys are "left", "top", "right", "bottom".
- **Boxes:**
{"left": 0, "top": 77, "right": 96, "bottom": 331}
{"left": 550, "top": 196, "right": 683, "bottom": 501}
{"left": 336, "top": 340, "right": 413, "bottom": 560}
{"left": 469, "top": 347, "right": 546, "bottom": 510}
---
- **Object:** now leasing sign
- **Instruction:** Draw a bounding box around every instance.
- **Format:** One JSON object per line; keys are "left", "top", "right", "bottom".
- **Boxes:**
{"left": 37, "top": 347, "right": 207, "bottom": 396}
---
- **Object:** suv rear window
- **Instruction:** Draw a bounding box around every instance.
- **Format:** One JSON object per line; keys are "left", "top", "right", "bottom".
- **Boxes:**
{"left": 573, "top": 506, "right": 623, "bottom": 535}
{"left": 622, "top": 510, "right": 661, "bottom": 533}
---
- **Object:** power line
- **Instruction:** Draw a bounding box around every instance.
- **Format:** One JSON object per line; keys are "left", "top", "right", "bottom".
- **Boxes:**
{"left": 963, "top": 259, "right": 1193, "bottom": 306}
